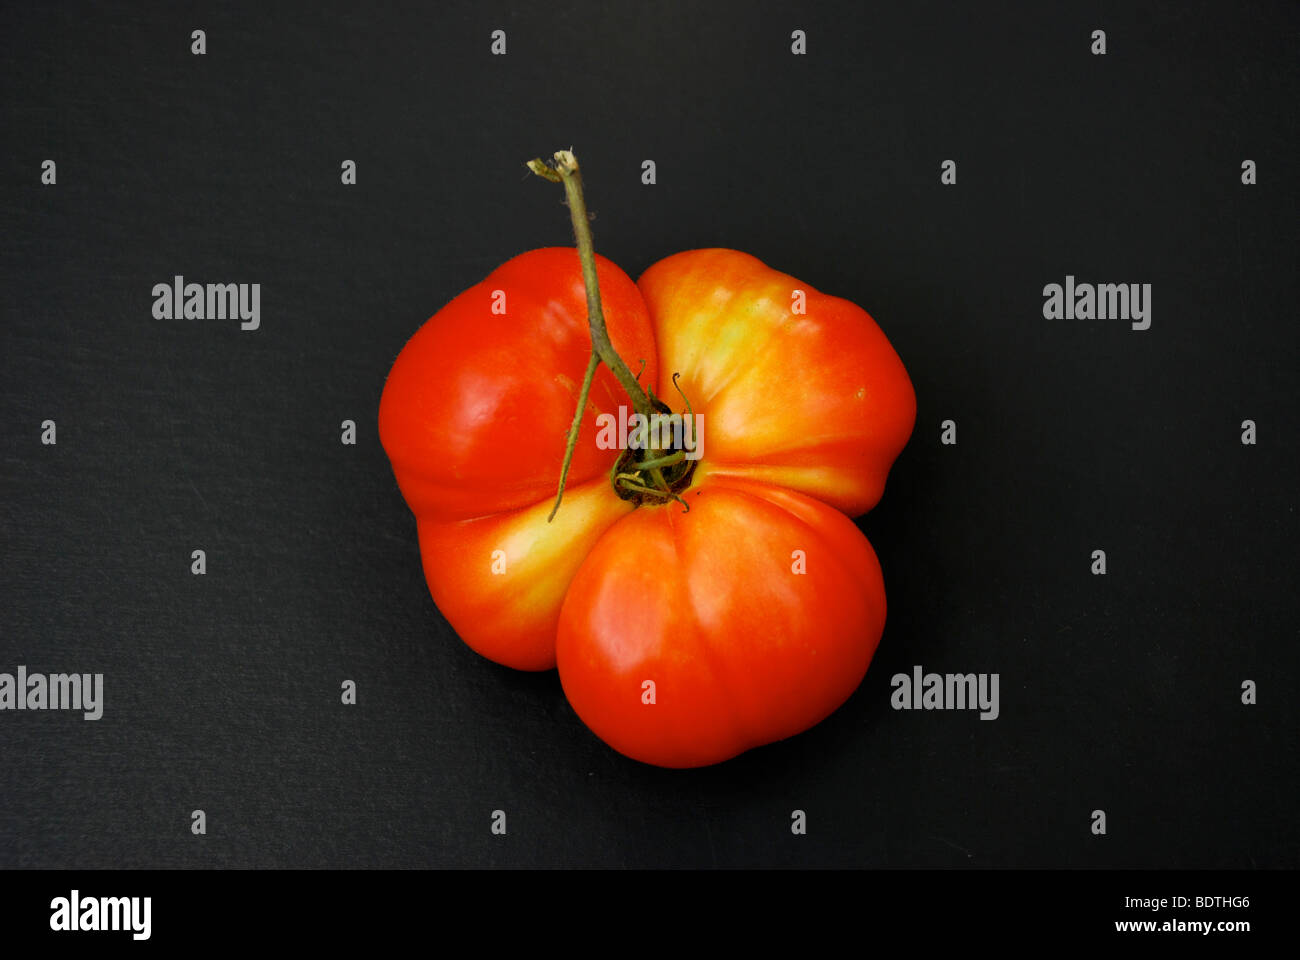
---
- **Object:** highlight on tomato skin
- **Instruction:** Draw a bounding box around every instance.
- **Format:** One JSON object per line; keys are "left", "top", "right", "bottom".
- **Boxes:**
{"left": 377, "top": 248, "right": 658, "bottom": 523}
{"left": 554, "top": 476, "right": 888, "bottom": 769}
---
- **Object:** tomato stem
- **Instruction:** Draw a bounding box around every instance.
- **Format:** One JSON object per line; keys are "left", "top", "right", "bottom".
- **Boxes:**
{"left": 529, "top": 148, "right": 666, "bottom": 521}
{"left": 547, "top": 352, "right": 600, "bottom": 521}
{"left": 614, "top": 476, "right": 690, "bottom": 513}
{"left": 541, "top": 151, "right": 659, "bottom": 420}
{"left": 631, "top": 451, "right": 686, "bottom": 472}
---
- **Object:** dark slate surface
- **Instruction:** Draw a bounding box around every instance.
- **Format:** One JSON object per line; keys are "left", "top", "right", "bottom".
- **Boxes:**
{"left": 1, "top": 0, "right": 1295, "bottom": 867}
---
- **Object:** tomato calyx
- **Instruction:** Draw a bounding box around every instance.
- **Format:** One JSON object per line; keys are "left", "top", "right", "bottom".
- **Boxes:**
{"left": 610, "top": 455, "right": 698, "bottom": 509}
{"left": 609, "top": 432, "right": 697, "bottom": 511}
{"left": 606, "top": 370, "right": 700, "bottom": 509}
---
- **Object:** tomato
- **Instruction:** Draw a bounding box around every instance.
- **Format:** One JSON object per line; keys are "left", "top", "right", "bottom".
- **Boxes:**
{"left": 379, "top": 246, "right": 915, "bottom": 765}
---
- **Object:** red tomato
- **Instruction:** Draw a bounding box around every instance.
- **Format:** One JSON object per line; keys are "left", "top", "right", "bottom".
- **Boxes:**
{"left": 379, "top": 247, "right": 915, "bottom": 765}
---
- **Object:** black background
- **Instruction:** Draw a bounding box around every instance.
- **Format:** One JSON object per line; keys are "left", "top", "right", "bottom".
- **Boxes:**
{"left": 1, "top": 1, "right": 1296, "bottom": 869}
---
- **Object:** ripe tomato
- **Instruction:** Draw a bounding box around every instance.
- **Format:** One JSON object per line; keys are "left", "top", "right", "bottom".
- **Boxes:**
{"left": 379, "top": 246, "right": 915, "bottom": 765}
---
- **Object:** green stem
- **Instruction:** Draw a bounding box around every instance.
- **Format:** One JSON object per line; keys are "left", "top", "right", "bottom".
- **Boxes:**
{"left": 530, "top": 148, "right": 668, "bottom": 522}
{"left": 549, "top": 150, "right": 658, "bottom": 421}
{"left": 546, "top": 352, "right": 600, "bottom": 521}
{"left": 615, "top": 477, "right": 690, "bottom": 513}
{"left": 633, "top": 451, "right": 686, "bottom": 472}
